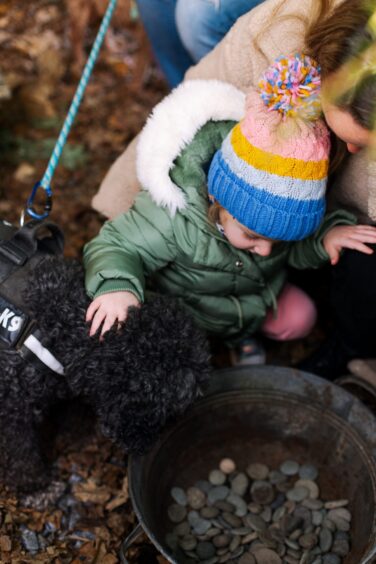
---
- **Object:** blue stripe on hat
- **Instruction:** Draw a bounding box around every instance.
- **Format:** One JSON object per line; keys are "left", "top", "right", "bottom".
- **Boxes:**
{"left": 208, "top": 150, "right": 326, "bottom": 241}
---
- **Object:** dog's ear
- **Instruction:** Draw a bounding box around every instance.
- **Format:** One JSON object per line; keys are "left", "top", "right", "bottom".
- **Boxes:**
{"left": 25, "top": 256, "right": 88, "bottom": 313}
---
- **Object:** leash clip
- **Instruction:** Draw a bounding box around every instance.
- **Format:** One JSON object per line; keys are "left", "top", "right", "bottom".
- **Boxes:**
{"left": 22, "top": 181, "right": 53, "bottom": 224}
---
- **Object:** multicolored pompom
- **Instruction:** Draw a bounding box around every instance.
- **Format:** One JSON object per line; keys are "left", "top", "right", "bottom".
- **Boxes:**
{"left": 258, "top": 54, "right": 322, "bottom": 119}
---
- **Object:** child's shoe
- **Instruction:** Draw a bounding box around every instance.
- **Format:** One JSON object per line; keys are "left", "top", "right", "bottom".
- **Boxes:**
{"left": 231, "top": 338, "right": 266, "bottom": 366}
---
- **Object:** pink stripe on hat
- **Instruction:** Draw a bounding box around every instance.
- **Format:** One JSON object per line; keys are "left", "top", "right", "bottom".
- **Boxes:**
{"left": 241, "top": 90, "right": 330, "bottom": 162}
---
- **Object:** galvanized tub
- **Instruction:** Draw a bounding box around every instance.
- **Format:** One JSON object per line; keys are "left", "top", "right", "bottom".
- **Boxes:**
{"left": 122, "top": 366, "right": 376, "bottom": 563}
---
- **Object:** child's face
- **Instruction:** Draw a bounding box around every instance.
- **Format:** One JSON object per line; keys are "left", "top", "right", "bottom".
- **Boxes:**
{"left": 219, "top": 209, "right": 275, "bottom": 257}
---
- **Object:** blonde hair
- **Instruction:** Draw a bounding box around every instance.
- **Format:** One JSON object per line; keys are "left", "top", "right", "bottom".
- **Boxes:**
{"left": 207, "top": 200, "right": 223, "bottom": 225}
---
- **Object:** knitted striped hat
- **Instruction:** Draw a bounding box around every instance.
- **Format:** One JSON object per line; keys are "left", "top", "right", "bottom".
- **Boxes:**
{"left": 207, "top": 54, "right": 330, "bottom": 241}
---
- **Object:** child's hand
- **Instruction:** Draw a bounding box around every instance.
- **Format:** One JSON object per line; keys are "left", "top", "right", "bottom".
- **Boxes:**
{"left": 86, "top": 291, "right": 140, "bottom": 338}
{"left": 323, "top": 225, "right": 376, "bottom": 265}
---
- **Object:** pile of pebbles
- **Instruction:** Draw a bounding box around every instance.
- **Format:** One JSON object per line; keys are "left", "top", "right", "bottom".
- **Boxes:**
{"left": 165, "top": 458, "right": 352, "bottom": 564}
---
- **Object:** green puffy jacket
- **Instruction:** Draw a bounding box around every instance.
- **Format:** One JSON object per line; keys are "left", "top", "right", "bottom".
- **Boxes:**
{"left": 84, "top": 82, "right": 355, "bottom": 342}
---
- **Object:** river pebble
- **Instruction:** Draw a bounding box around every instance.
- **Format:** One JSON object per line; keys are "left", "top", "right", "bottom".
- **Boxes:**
{"left": 166, "top": 459, "right": 352, "bottom": 563}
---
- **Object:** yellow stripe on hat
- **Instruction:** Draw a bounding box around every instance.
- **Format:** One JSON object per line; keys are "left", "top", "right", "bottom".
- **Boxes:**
{"left": 231, "top": 123, "right": 328, "bottom": 181}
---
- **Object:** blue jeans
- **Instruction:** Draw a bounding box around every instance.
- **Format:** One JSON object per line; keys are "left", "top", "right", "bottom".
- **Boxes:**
{"left": 135, "top": 0, "right": 264, "bottom": 87}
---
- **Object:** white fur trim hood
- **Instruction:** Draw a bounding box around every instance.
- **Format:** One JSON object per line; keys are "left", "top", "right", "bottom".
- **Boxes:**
{"left": 136, "top": 80, "right": 245, "bottom": 214}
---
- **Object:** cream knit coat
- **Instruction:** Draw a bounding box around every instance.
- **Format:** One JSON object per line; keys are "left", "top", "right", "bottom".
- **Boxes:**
{"left": 92, "top": 0, "right": 376, "bottom": 224}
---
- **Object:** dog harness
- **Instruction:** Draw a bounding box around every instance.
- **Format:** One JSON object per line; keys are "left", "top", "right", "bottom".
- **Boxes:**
{"left": 0, "top": 219, "right": 65, "bottom": 375}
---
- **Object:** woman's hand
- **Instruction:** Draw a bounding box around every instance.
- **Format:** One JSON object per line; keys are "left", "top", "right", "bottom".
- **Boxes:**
{"left": 323, "top": 225, "right": 376, "bottom": 265}
{"left": 86, "top": 291, "right": 140, "bottom": 338}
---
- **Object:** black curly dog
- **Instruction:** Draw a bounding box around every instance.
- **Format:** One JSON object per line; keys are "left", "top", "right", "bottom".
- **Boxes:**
{"left": 0, "top": 256, "right": 210, "bottom": 492}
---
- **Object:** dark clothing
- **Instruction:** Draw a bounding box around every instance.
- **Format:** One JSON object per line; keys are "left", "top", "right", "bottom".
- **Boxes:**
{"left": 331, "top": 244, "right": 376, "bottom": 357}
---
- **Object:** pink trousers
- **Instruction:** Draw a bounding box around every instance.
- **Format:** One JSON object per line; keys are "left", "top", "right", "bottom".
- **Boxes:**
{"left": 262, "top": 283, "right": 317, "bottom": 341}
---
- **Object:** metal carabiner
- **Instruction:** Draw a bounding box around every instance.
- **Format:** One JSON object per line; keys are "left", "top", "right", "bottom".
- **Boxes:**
{"left": 22, "top": 181, "right": 53, "bottom": 224}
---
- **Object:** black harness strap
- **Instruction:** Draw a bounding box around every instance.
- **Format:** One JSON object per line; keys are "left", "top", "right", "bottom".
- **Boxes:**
{"left": 0, "top": 219, "right": 65, "bottom": 375}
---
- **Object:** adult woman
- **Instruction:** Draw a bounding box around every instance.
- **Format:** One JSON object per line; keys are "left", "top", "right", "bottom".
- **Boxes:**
{"left": 92, "top": 0, "right": 376, "bottom": 378}
{"left": 92, "top": 0, "right": 354, "bottom": 217}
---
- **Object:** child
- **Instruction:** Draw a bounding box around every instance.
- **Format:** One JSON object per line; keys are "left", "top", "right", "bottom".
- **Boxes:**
{"left": 84, "top": 54, "right": 376, "bottom": 362}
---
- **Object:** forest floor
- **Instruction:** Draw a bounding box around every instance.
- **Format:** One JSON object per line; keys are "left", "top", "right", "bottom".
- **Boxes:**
{"left": 0, "top": 1, "right": 329, "bottom": 563}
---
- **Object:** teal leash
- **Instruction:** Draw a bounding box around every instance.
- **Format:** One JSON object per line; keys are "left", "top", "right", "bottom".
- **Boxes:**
{"left": 23, "top": 0, "right": 118, "bottom": 223}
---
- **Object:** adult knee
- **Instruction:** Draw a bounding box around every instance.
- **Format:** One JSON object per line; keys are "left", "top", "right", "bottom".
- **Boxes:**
{"left": 176, "top": 0, "right": 219, "bottom": 62}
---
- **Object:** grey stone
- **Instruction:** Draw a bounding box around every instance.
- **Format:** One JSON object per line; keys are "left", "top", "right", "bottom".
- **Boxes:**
{"left": 232, "top": 526, "right": 252, "bottom": 535}
{"left": 271, "top": 493, "right": 286, "bottom": 510}
{"left": 222, "top": 512, "right": 242, "bottom": 528}
{"left": 272, "top": 506, "right": 286, "bottom": 522}
{"left": 187, "top": 487, "right": 207, "bottom": 510}
{"left": 280, "top": 460, "right": 300, "bottom": 476}
{"left": 280, "top": 514, "right": 303, "bottom": 535}
{"left": 196, "top": 541, "right": 217, "bottom": 560}
{"left": 253, "top": 547, "right": 282, "bottom": 563}
{"left": 207, "top": 486, "right": 230, "bottom": 505}
{"left": 218, "top": 553, "right": 232, "bottom": 563}
{"left": 231, "top": 546, "right": 245, "bottom": 559}
{"left": 332, "top": 538, "right": 350, "bottom": 557}
{"left": 250, "top": 480, "right": 274, "bottom": 505}
{"left": 322, "top": 519, "right": 336, "bottom": 532}
{"left": 231, "top": 472, "right": 249, "bottom": 496}
{"left": 244, "top": 513, "right": 267, "bottom": 532}
{"left": 294, "top": 506, "right": 312, "bottom": 529}
{"left": 209, "top": 470, "right": 227, "bottom": 486}
{"left": 298, "top": 464, "right": 318, "bottom": 481}
{"left": 269, "top": 470, "right": 287, "bottom": 485}
{"left": 174, "top": 521, "right": 191, "bottom": 536}
{"left": 168, "top": 503, "right": 187, "bottom": 523}
{"left": 171, "top": 486, "right": 188, "bottom": 506}
{"left": 327, "top": 514, "right": 350, "bottom": 532}
{"left": 285, "top": 539, "right": 300, "bottom": 551}
{"left": 260, "top": 506, "right": 272, "bottom": 523}
{"left": 165, "top": 532, "right": 179, "bottom": 550}
{"left": 246, "top": 463, "right": 269, "bottom": 481}
{"left": 248, "top": 502, "right": 263, "bottom": 514}
{"left": 214, "top": 500, "right": 235, "bottom": 513}
{"left": 241, "top": 531, "right": 259, "bottom": 544}
{"left": 258, "top": 530, "right": 278, "bottom": 549}
{"left": 227, "top": 492, "right": 248, "bottom": 517}
{"left": 229, "top": 535, "right": 241, "bottom": 552}
{"left": 238, "top": 554, "right": 256, "bottom": 564}
{"left": 295, "top": 479, "right": 319, "bottom": 500}
{"left": 324, "top": 500, "right": 348, "bottom": 510}
{"left": 213, "top": 534, "right": 231, "bottom": 548}
{"left": 322, "top": 555, "right": 341, "bottom": 564}
{"left": 284, "top": 556, "right": 299, "bottom": 564}
{"left": 302, "top": 499, "right": 323, "bottom": 511}
{"left": 299, "top": 533, "right": 318, "bottom": 550}
{"left": 206, "top": 528, "right": 221, "bottom": 538}
{"left": 289, "top": 528, "right": 302, "bottom": 541}
{"left": 196, "top": 480, "right": 213, "bottom": 494}
{"left": 201, "top": 506, "right": 220, "bottom": 519}
{"left": 287, "top": 487, "right": 309, "bottom": 503}
{"left": 188, "top": 510, "right": 201, "bottom": 527}
{"left": 180, "top": 535, "right": 198, "bottom": 551}
{"left": 269, "top": 527, "right": 285, "bottom": 543}
{"left": 327, "top": 508, "right": 351, "bottom": 523}
{"left": 319, "top": 528, "right": 333, "bottom": 553}
{"left": 193, "top": 518, "right": 212, "bottom": 535}
{"left": 312, "top": 511, "right": 323, "bottom": 526}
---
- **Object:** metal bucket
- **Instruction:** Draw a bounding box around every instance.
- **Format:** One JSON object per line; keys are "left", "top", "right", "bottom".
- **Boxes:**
{"left": 121, "top": 366, "right": 376, "bottom": 563}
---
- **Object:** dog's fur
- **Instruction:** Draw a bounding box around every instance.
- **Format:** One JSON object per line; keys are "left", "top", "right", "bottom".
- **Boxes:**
{"left": 0, "top": 256, "right": 210, "bottom": 492}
